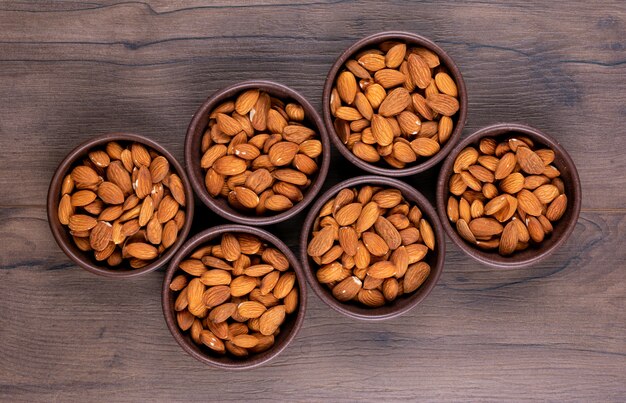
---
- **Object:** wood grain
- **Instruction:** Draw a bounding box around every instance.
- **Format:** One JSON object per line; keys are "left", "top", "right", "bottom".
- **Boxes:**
{"left": 0, "top": 1, "right": 624, "bottom": 401}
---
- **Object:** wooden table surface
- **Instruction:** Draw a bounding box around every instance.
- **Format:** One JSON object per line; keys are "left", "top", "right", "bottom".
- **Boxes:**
{"left": 1, "top": 1, "right": 624, "bottom": 401}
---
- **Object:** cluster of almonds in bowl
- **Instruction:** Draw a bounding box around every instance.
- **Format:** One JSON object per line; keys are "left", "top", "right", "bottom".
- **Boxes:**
{"left": 50, "top": 135, "right": 192, "bottom": 276}
{"left": 186, "top": 82, "right": 330, "bottom": 225}
{"left": 301, "top": 176, "right": 445, "bottom": 320}
{"left": 324, "top": 32, "right": 467, "bottom": 175}
{"left": 447, "top": 135, "right": 567, "bottom": 255}
{"left": 437, "top": 123, "right": 581, "bottom": 267}
{"left": 162, "top": 227, "right": 306, "bottom": 368}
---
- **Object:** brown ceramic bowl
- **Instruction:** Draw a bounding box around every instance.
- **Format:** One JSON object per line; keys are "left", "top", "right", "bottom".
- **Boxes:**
{"left": 185, "top": 80, "right": 331, "bottom": 226}
{"left": 162, "top": 225, "right": 307, "bottom": 369}
{"left": 299, "top": 176, "right": 445, "bottom": 320}
{"left": 323, "top": 31, "right": 468, "bottom": 177}
{"left": 436, "top": 123, "right": 582, "bottom": 268}
{"left": 47, "top": 133, "right": 195, "bottom": 277}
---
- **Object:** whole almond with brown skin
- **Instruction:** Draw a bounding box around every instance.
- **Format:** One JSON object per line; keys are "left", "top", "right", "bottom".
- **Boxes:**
{"left": 259, "top": 305, "right": 286, "bottom": 336}
{"left": 209, "top": 302, "right": 237, "bottom": 323}
{"left": 546, "top": 194, "right": 567, "bottom": 221}
{"left": 407, "top": 53, "right": 431, "bottom": 89}
{"left": 273, "top": 272, "right": 295, "bottom": 299}
{"left": 378, "top": 87, "right": 411, "bottom": 117}
{"left": 237, "top": 301, "right": 267, "bottom": 319}
{"left": 494, "top": 152, "right": 516, "bottom": 180}
{"left": 362, "top": 232, "right": 389, "bottom": 257}
{"left": 499, "top": 221, "right": 518, "bottom": 255}
{"left": 229, "top": 276, "right": 257, "bottom": 297}
{"left": 517, "top": 146, "right": 546, "bottom": 175}
{"left": 200, "top": 269, "right": 231, "bottom": 286}
{"left": 203, "top": 285, "right": 231, "bottom": 308}
{"left": 371, "top": 114, "right": 394, "bottom": 146}
{"left": 426, "top": 93, "right": 459, "bottom": 116}
{"left": 355, "top": 202, "right": 380, "bottom": 233}
{"left": 403, "top": 262, "right": 430, "bottom": 293}
{"left": 367, "top": 261, "right": 397, "bottom": 279}
{"left": 469, "top": 218, "right": 504, "bottom": 237}
{"left": 332, "top": 276, "right": 362, "bottom": 302}
{"left": 337, "top": 71, "right": 357, "bottom": 104}
{"left": 385, "top": 43, "right": 406, "bottom": 68}
{"left": 126, "top": 242, "right": 158, "bottom": 260}
{"left": 375, "top": 69, "right": 407, "bottom": 88}
{"left": 517, "top": 189, "right": 543, "bottom": 217}
{"left": 307, "top": 225, "right": 335, "bottom": 257}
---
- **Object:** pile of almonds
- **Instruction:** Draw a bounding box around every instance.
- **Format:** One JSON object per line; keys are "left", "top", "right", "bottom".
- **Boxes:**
{"left": 447, "top": 135, "right": 568, "bottom": 255}
{"left": 201, "top": 89, "right": 323, "bottom": 215}
{"left": 307, "top": 186, "right": 435, "bottom": 307}
{"left": 170, "top": 233, "right": 299, "bottom": 358}
{"left": 58, "top": 142, "right": 186, "bottom": 268}
{"left": 330, "top": 41, "right": 460, "bottom": 168}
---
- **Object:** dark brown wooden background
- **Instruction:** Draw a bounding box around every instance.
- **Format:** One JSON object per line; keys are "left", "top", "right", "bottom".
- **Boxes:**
{"left": 1, "top": 1, "right": 624, "bottom": 401}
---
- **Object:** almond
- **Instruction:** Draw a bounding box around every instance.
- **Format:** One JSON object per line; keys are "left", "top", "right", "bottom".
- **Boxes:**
{"left": 149, "top": 156, "right": 169, "bottom": 183}
{"left": 157, "top": 195, "right": 179, "bottom": 223}
{"left": 353, "top": 142, "right": 380, "bottom": 162}
{"left": 374, "top": 68, "right": 407, "bottom": 88}
{"left": 533, "top": 184, "right": 560, "bottom": 204}
{"left": 125, "top": 242, "right": 158, "bottom": 260}
{"left": 546, "top": 194, "right": 567, "bottom": 221}
{"left": 209, "top": 302, "right": 237, "bottom": 323}
{"left": 273, "top": 272, "right": 295, "bottom": 299}
{"left": 469, "top": 217, "right": 504, "bottom": 237}
{"left": 71, "top": 165, "right": 99, "bottom": 185}
{"left": 89, "top": 221, "right": 112, "bottom": 251}
{"left": 235, "top": 89, "right": 260, "bottom": 115}
{"left": 268, "top": 141, "right": 299, "bottom": 167}
{"left": 494, "top": 152, "right": 516, "bottom": 180}
{"left": 499, "top": 221, "right": 518, "bottom": 255}
{"left": 332, "top": 276, "right": 362, "bottom": 302}
{"left": 367, "top": 261, "right": 397, "bottom": 279}
{"left": 307, "top": 225, "right": 335, "bottom": 257}
{"left": 131, "top": 143, "right": 151, "bottom": 167}
{"left": 517, "top": 189, "right": 543, "bottom": 216}
{"left": 213, "top": 155, "right": 247, "bottom": 176}
{"left": 358, "top": 53, "right": 386, "bottom": 71}
{"left": 371, "top": 114, "right": 394, "bottom": 146}
{"left": 378, "top": 87, "right": 411, "bottom": 117}
{"left": 403, "top": 262, "right": 430, "bottom": 293}
{"left": 426, "top": 93, "right": 459, "bottom": 116}
{"left": 229, "top": 276, "right": 256, "bottom": 297}
{"left": 68, "top": 214, "right": 97, "bottom": 232}
{"left": 258, "top": 305, "right": 286, "bottom": 336}
{"left": 362, "top": 232, "right": 389, "bottom": 256}
{"left": 337, "top": 71, "right": 357, "bottom": 104}
{"left": 265, "top": 194, "right": 293, "bottom": 211}
{"left": 385, "top": 43, "right": 406, "bottom": 68}
{"left": 202, "top": 285, "right": 231, "bottom": 309}
{"left": 517, "top": 146, "right": 546, "bottom": 175}
{"left": 407, "top": 53, "right": 431, "bottom": 89}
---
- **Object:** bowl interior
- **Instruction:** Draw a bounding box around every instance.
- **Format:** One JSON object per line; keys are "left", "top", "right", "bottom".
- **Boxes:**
{"left": 300, "top": 176, "right": 445, "bottom": 320}
{"left": 185, "top": 80, "right": 330, "bottom": 225}
{"left": 162, "top": 225, "right": 307, "bottom": 369}
{"left": 47, "top": 133, "right": 194, "bottom": 277}
{"left": 437, "top": 124, "right": 582, "bottom": 267}
{"left": 322, "top": 31, "right": 468, "bottom": 176}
